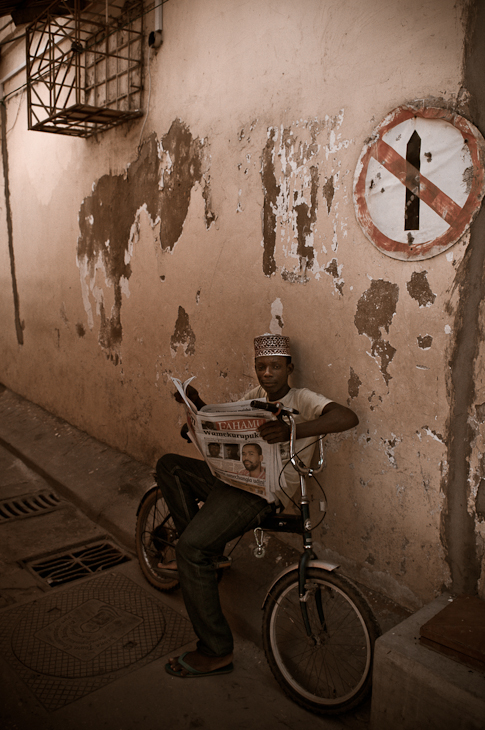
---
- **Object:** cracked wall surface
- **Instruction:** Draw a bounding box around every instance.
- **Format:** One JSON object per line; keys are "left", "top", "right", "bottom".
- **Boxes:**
{"left": 76, "top": 121, "right": 215, "bottom": 362}
{"left": 260, "top": 116, "right": 350, "bottom": 284}
{"left": 1, "top": 0, "right": 483, "bottom": 610}
{"left": 354, "top": 280, "right": 399, "bottom": 386}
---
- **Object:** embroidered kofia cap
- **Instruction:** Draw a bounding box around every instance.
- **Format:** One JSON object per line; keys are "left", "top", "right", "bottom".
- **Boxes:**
{"left": 254, "top": 333, "right": 291, "bottom": 358}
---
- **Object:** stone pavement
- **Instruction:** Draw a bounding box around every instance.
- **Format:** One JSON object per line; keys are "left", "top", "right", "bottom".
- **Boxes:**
{"left": 0, "top": 384, "right": 408, "bottom": 729}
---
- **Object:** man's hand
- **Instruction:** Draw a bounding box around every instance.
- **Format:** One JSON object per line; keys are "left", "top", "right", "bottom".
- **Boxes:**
{"left": 257, "top": 402, "right": 359, "bottom": 444}
{"left": 174, "top": 384, "right": 206, "bottom": 410}
{"left": 257, "top": 419, "right": 290, "bottom": 444}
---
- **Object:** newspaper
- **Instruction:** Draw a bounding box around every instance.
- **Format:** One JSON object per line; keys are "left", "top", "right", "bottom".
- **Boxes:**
{"left": 172, "top": 376, "right": 287, "bottom": 502}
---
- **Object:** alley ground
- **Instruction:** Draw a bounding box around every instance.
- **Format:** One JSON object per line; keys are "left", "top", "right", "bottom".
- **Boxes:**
{"left": 0, "top": 385, "right": 411, "bottom": 729}
{"left": 0, "top": 426, "right": 373, "bottom": 729}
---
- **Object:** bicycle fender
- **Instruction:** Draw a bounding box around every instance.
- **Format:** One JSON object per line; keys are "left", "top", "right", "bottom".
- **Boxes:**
{"left": 261, "top": 559, "right": 340, "bottom": 610}
{"left": 136, "top": 484, "right": 158, "bottom": 516}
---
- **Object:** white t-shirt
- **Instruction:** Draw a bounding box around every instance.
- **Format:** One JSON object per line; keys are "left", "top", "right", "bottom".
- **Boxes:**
{"left": 243, "top": 386, "right": 332, "bottom": 506}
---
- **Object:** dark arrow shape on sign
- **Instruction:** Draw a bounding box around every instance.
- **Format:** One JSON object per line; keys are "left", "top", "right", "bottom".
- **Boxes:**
{"left": 372, "top": 138, "right": 462, "bottom": 225}
{"left": 405, "top": 130, "right": 421, "bottom": 231}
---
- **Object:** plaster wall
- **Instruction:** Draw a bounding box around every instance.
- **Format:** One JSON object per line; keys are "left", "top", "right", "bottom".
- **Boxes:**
{"left": 0, "top": 0, "right": 482, "bottom": 609}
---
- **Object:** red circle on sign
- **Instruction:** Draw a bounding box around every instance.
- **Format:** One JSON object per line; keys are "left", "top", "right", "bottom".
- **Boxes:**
{"left": 353, "top": 105, "right": 485, "bottom": 260}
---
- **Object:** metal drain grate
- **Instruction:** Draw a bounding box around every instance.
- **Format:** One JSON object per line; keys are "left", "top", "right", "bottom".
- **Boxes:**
{"left": 0, "top": 572, "right": 195, "bottom": 712}
{"left": 26, "top": 541, "right": 131, "bottom": 587}
{"left": 0, "top": 490, "right": 61, "bottom": 523}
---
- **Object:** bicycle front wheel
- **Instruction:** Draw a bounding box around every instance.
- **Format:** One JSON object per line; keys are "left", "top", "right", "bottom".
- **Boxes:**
{"left": 263, "top": 568, "right": 380, "bottom": 715}
{"left": 135, "top": 487, "right": 179, "bottom": 592}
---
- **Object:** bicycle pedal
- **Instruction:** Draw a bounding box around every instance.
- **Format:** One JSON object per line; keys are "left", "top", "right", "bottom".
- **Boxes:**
{"left": 214, "top": 556, "right": 232, "bottom": 569}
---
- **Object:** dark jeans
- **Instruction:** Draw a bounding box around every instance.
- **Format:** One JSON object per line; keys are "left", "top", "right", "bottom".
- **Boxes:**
{"left": 155, "top": 453, "right": 275, "bottom": 657}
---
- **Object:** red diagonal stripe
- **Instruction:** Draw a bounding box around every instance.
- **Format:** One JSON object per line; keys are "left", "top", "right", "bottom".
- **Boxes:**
{"left": 373, "top": 139, "right": 462, "bottom": 225}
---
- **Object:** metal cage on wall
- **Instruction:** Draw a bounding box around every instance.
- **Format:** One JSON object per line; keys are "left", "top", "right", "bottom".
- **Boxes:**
{"left": 26, "top": 0, "right": 144, "bottom": 137}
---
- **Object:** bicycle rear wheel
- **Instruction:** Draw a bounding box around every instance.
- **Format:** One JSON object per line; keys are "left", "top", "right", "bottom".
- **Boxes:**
{"left": 135, "top": 487, "right": 180, "bottom": 592}
{"left": 263, "top": 568, "right": 380, "bottom": 715}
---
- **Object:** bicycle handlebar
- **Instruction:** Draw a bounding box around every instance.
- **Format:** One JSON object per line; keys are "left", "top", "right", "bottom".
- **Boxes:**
{"left": 250, "top": 400, "right": 324, "bottom": 478}
{"left": 250, "top": 400, "right": 299, "bottom": 415}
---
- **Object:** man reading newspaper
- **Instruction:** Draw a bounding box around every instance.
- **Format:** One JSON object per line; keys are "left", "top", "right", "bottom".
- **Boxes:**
{"left": 157, "top": 334, "right": 358, "bottom": 678}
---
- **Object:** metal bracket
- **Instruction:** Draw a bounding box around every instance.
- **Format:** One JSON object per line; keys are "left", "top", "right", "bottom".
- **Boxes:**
{"left": 253, "top": 527, "right": 266, "bottom": 558}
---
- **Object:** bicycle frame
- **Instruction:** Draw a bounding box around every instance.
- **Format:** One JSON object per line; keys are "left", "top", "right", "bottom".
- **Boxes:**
{"left": 259, "top": 409, "right": 335, "bottom": 635}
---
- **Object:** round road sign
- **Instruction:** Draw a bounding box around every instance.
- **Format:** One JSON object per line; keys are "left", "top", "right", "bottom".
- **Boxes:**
{"left": 353, "top": 105, "right": 485, "bottom": 260}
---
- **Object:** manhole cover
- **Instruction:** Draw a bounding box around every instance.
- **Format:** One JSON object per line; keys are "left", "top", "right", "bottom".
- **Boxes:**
{"left": 0, "top": 572, "right": 195, "bottom": 711}
{"left": 24, "top": 540, "right": 131, "bottom": 587}
{"left": 0, "top": 490, "right": 61, "bottom": 523}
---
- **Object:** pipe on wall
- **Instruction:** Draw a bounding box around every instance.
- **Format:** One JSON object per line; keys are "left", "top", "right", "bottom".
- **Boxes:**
{"left": 0, "top": 68, "right": 25, "bottom": 345}
{"left": 148, "top": 1, "right": 163, "bottom": 49}
{"left": 0, "top": 62, "right": 27, "bottom": 99}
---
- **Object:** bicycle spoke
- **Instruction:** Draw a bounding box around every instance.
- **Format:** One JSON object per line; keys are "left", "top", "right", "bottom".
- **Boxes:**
{"left": 263, "top": 569, "right": 378, "bottom": 713}
{"left": 135, "top": 489, "right": 179, "bottom": 592}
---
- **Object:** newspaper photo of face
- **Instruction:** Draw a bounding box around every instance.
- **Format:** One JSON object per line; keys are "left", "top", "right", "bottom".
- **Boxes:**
{"left": 207, "top": 442, "right": 221, "bottom": 458}
{"left": 239, "top": 443, "right": 266, "bottom": 479}
{"left": 225, "top": 444, "right": 240, "bottom": 460}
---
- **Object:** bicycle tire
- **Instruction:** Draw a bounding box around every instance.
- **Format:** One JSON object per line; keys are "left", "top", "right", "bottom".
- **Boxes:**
{"left": 135, "top": 487, "right": 180, "bottom": 592}
{"left": 263, "top": 568, "right": 380, "bottom": 715}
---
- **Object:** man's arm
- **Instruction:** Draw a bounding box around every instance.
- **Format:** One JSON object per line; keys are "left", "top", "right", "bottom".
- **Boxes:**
{"left": 258, "top": 402, "right": 359, "bottom": 444}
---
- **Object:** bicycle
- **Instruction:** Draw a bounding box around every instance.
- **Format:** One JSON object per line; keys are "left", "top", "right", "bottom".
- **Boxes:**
{"left": 135, "top": 401, "right": 380, "bottom": 715}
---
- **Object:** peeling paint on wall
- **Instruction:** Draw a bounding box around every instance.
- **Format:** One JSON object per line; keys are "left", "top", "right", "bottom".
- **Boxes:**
{"left": 354, "top": 280, "right": 399, "bottom": 385}
{"left": 158, "top": 119, "right": 216, "bottom": 251}
{"left": 322, "top": 175, "right": 335, "bottom": 214}
{"left": 368, "top": 391, "right": 383, "bottom": 411}
{"left": 443, "top": 234, "right": 484, "bottom": 592}
{"left": 417, "top": 334, "right": 433, "bottom": 349}
{"left": 260, "top": 115, "right": 351, "bottom": 282}
{"left": 476, "top": 403, "right": 485, "bottom": 423}
{"left": 406, "top": 271, "right": 436, "bottom": 307}
{"left": 348, "top": 367, "right": 362, "bottom": 401}
{"left": 324, "top": 258, "right": 344, "bottom": 295}
{"left": 261, "top": 128, "right": 279, "bottom": 277}
{"left": 77, "top": 121, "right": 215, "bottom": 362}
{"left": 170, "top": 306, "right": 196, "bottom": 357}
{"left": 77, "top": 136, "right": 160, "bottom": 363}
{"left": 270, "top": 298, "right": 284, "bottom": 333}
{"left": 477, "top": 480, "right": 485, "bottom": 519}
{"left": 382, "top": 435, "right": 401, "bottom": 469}
{"left": 288, "top": 163, "right": 318, "bottom": 281}
{"left": 421, "top": 427, "right": 444, "bottom": 444}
